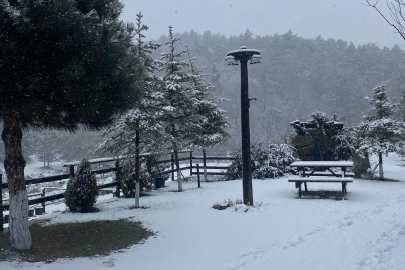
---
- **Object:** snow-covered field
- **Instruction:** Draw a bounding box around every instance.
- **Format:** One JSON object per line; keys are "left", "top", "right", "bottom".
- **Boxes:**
{"left": 2, "top": 154, "right": 405, "bottom": 269}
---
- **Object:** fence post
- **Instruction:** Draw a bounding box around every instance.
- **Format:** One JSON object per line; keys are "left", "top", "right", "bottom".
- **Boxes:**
{"left": 115, "top": 159, "right": 120, "bottom": 198}
{"left": 189, "top": 151, "right": 193, "bottom": 176}
{"left": 42, "top": 188, "right": 46, "bottom": 213}
{"left": 0, "top": 174, "right": 3, "bottom": 233}
{"left": 69, "top": 165, "right": 75, "bottom": 178}
{"left": 171, "top": 154, "right": 174, "bottom": 181}
{"left": 203, "top": 149, "right": 208, "bottom": 182}
{"left": 197, "top": 164, "right": 200, "bottom": 188}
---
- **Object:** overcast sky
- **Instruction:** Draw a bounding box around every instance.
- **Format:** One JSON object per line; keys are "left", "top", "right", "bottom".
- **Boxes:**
{"left": 120, "top": 0, "right": 403, "bottom": 48}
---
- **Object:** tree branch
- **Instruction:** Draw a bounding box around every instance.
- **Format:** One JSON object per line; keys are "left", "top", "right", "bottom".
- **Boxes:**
{"left": 364, "top": 0, "right": 405, "bottom": 40}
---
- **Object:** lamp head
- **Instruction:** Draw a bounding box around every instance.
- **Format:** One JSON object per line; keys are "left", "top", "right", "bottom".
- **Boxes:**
{"left": 224, "top": 55, "right": 239, "bottom": 65}
{"left": 226, "top": 46, "right": 261, "bottom": 63}
{"left": 250, "top": 54, "right": 262, "bottom": 64}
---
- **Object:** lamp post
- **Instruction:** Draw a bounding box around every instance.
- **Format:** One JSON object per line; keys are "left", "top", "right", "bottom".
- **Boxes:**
{"left": 225, "top": 46, "right": 261, "bottom": 206}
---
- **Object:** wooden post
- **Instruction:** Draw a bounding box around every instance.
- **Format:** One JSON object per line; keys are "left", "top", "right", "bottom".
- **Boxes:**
{"left": 0, "top": 174, "right": 3, "bottom": 233}
{"left": 42, "top": 188, "right": 46, "bottom": 213}
{"left": 197, "top": 164, "right": 200, "bottom": 188}
{"left": 115, "top": 159, "right": 120, "bottom": 198}
{"left": 203, "top": 149, "right": 208, "bottom": 182}
{"left": 69, "top": 165, "right": 75, "bottom": 178}
{"left": 171, "top": 154, "right": 174, "bottom": 181}
{"left": 189, "top": 151, "right": 193, "bottom": 176}
{"left": 298, "top": 181, "right": 302, "bottom": 199}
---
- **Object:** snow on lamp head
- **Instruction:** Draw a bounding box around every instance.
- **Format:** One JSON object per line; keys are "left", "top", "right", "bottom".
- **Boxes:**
{"left": 225, "top": 46, "right": 261, "bottom": 64}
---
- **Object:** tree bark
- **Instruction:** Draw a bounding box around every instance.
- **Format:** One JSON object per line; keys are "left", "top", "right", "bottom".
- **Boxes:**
{"left": 203, "top": 148, "right": 208, "bottom": 182}
{"left": 379, "top": 152, "right": 384, "bottom": 180}
{"left": 2, "top": 110, "right": 32, "bottom": 250}
{"left": 173, "top": 144, "right": 182, "bottom": 192}
{"left": 134, "top": 124, "right": 140, "bottom": 208}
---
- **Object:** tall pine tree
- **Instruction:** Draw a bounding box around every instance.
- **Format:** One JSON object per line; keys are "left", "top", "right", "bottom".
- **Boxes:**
{"left": 155, "top": 26, "right": 199, "bottom": 191}
{"left": 185, "top": 46, "right": 230, "bottom": 181}
{"left": 0, "top": 0, "right": 142, "bottom": 250}
{"left": 100, "top": 12, "right": 164, "bottom": 207}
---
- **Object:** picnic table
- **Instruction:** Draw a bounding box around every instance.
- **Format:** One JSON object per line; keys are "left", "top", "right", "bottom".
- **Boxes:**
{"left": 288, "top": 161, "right": 354, "bottom": 199}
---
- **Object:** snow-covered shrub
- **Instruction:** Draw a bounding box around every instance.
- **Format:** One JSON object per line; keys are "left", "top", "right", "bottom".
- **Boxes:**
{"left": 290, "top": 111, "right": 352, "bottom": 161}
{"left": 225, "top": 143, "right": 297, "bottom": 180}
{"left": 334, "top": 127, "right": 370, "bottom": 176}
{"left": 64, "top": 159, "right": 99, "bottom": 213}
{"left": 120, "top": 159, "right": 151, "bottom": 198}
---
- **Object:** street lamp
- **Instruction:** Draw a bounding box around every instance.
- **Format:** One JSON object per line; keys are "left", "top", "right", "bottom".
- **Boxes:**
{"left": 225, "top": 46, "right": 262, "bottom": 206}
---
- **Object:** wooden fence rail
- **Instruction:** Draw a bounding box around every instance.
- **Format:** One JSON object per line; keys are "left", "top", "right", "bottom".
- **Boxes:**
{"left": 1, "top": 151, "right": 234, "bottom": 232}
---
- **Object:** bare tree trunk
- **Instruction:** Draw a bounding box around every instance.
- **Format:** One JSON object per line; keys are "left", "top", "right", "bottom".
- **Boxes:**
{"left": 134, "top": 124, "right": 140, "bottom": 208}
{"left": 2, "top": 110, "right": 32, "bottom": 250}
{"left": 173, "top": 144, "right": 182, "bottom": 192}
{"left": 379, "top": 152, "right": 384, "bottom": 180}
{"left": 171, "top": 122, "right": 182, "bottom": 191}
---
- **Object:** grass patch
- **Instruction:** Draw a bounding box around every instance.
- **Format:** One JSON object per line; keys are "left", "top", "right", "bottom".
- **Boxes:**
{"left": 0, "top": 219, "right": 153, "bottom": 262}
{"left": 299, "top": 190, "right": 347, "bottom": 200}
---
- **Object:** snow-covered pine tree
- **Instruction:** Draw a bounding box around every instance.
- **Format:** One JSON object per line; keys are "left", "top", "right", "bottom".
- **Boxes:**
{"left": 357, "top": 84, "right": 405, "bottom": 180}
{"left": 64, "top": 159, "right": 99, "bottom": 213}
{"left": 100, "top": 12, "right": 163, "bottom": 207}
{"left": 119, "top": 159, "right": 151, "bottom": 198}
{"left": 155, "top": 26, "right": 200, "bottom": 192}
{"left": 185, "top": 45, "right": 230, "bottom": 181}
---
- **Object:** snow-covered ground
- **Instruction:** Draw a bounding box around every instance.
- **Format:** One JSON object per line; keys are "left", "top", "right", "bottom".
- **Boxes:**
{"left": 2, "top": 154, "right": 405, "bottom": 269}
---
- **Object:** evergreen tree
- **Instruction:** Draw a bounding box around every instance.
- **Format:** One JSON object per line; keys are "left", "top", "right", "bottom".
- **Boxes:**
{"left": 64, "top": 158, "right": 99, "bottom": 213}
{"left": 100, "top": 12, "right": 163, "bottom": 207}
{"left": 185, "top": 46, "right": 230, "bottom": 180}
{"left": 0, "top": 0, "right": 142, "bottom": 250}
{"left": 357, "top": 84, "right": 405, "bottom": 180}
{"left": 155, "top": 26, "right": 198, "bottom": 192}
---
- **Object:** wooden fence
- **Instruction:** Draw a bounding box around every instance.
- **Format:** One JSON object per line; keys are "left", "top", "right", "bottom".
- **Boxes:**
{"left": 0, "top": 151, "right": 234, "bottom": 232}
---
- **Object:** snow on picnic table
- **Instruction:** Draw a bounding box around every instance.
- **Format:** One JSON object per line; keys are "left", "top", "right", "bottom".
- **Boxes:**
{"left": 2, "top": 154, "right": 405, "bottom": 270}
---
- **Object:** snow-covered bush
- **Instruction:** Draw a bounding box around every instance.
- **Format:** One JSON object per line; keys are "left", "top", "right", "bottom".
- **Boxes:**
{"left": 290, "top": 111, "right": 353, "bottom": 161}
{"left": 225, "top": 143, "right": 297, "bottom": 180}
{"left": 120, "top": 159, "right": 151, "bottom": 198}
{"left": 64, "top": 159, "right": 99, "bottom": 213}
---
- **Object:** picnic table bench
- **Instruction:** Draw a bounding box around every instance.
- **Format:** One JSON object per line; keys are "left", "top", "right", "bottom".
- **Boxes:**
{"left": 289, "top": 161, "right": 354, "bottom": 199}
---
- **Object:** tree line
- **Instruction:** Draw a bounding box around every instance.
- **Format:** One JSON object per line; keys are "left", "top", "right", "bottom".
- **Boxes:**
{"left": 154, "top": 29, "right": 405, "bottom": 147}
{"left": 4, "top": 29, "right": 405, "bottom": 162}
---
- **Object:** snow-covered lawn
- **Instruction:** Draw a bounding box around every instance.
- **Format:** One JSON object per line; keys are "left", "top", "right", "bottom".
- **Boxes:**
{"left": 2, "top": 154, "right": 405, "bottom": 269}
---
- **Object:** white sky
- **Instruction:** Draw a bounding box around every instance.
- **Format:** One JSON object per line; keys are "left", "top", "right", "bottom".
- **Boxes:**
{"left": 120, "top": 0, "right": 403, "bottom": 48}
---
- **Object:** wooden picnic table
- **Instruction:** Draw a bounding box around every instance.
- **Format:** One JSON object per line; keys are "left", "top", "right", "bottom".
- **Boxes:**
{"left": 290, "top": 161, "right": 354, "bottom": 177}
{"left": 288, "top": 161, "right": 354, "bottom": 199}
